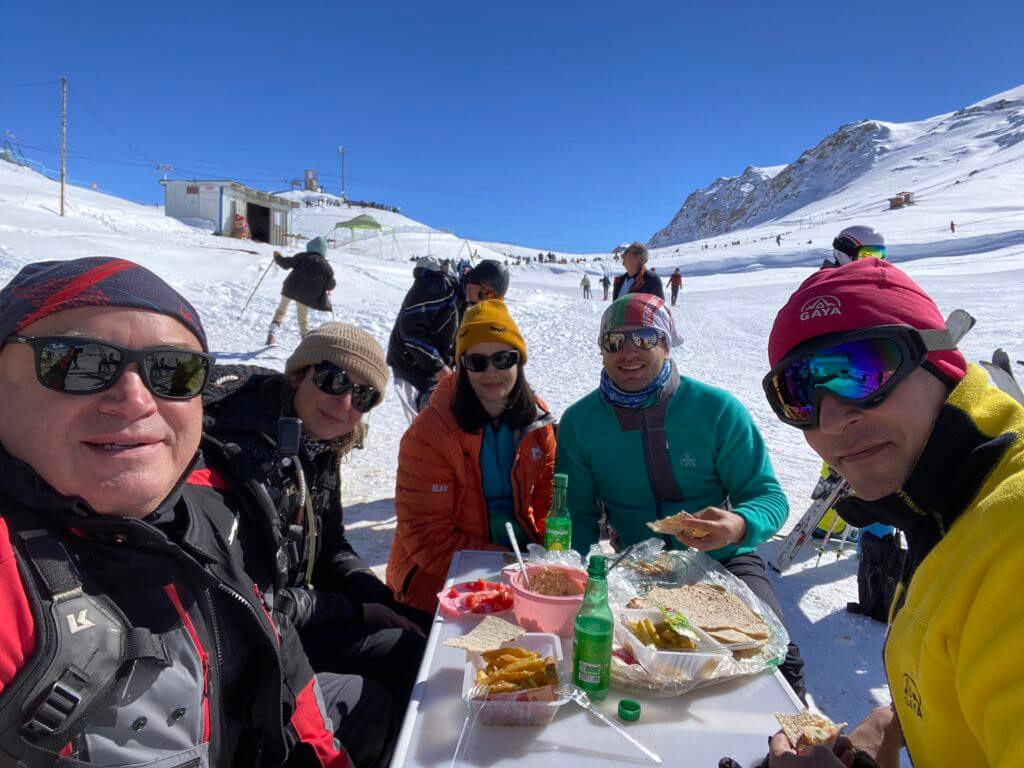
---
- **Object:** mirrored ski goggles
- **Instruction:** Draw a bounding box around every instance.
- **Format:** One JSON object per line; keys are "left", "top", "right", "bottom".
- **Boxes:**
{"left": 460, "top": 349, "right": 521, "bottom": 372}
{"left": 311, "top": 361, "right": 382, "bottom": 412}
{"left": 832, "top": 236, "right": 887, "bottom": 263}
{"left": 600, "top": 327, "right": 664, "bottom": 353}
{"left": 5, "top": 335, "right": 213, "bottom": 399}
{"left": 762, "top": 325, "right": 956, "bottom": 429}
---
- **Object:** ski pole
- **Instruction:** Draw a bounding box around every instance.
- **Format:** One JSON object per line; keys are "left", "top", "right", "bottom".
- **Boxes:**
{"left": 835, "top": 524, "right": 854, "bottom": 561}
{"left": 815, "top": 514, "right": 842, "bottom": 568}
{"left": 238, "top": 255, "right": 277, "bottom": 319}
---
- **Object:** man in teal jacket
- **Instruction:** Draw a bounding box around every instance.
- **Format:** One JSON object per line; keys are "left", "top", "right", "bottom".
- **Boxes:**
{"left": 556, "top": 293, "right": 805, "bottom": 698}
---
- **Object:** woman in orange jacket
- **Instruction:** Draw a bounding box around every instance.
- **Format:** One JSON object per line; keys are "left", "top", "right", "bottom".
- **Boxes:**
{"left": 387, "top": 299, "right": 557, "bottom": 612}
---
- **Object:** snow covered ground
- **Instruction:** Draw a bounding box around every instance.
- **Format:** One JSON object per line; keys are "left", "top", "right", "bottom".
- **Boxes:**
{"left": 1, "top": 143, "right": 1022, "bottom": 755}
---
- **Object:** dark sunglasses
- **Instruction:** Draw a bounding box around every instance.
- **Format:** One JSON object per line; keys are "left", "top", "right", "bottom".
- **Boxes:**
{"left": 5, "top": 335, "right": 213, "bottom": 400}
{"left": 311, "top": 361, "right": 382, "bottom": 413}
{"left": 762, "top": 325, "right": 956, "bottom": 430}
{"left": 460, "top": 350, "right": 521, "bottom": 372}
{"left": 600, "top": 327, "right": 664, "bottom": 353}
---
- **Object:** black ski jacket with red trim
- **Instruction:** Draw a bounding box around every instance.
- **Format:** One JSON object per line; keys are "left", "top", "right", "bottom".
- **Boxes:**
{"left": 0, "top": 443, "right": 350, "bottom": 768}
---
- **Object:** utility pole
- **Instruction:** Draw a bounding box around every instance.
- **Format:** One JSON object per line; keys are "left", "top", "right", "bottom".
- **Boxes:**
{"left": 156, "top": 163, "right": 173, "bottom": 180}
{"left": 338, "top": 145, "right": 346, "bottom": 199}
{"left": 60, "top": 77, "right": 67, "bottom": 217}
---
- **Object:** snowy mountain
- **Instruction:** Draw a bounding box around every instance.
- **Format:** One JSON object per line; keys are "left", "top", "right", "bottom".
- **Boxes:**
{"left": 650, "top": 84, "right": 1024, "bottom": 247}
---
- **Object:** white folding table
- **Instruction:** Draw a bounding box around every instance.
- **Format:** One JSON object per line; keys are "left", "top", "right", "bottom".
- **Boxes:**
{"left": 390, "top": 550, "right": 802, "bottom": 768}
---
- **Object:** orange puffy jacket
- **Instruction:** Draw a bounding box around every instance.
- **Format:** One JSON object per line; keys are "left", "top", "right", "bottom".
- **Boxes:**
{"left": 386, "top": 374, "right": 557, "bottom": 613}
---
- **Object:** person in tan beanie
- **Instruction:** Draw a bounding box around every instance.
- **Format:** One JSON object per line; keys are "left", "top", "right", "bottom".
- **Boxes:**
{"left": 387, "top": 300, "right": 557, "bottom": 612}
{"left": 203, "top": 322, "right": 430, "bottom": 756}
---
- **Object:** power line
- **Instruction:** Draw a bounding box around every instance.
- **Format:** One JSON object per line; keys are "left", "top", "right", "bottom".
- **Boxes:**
{"left": 0, "top": 80, "right": 60, "bottom": 88}
{"left": 68, "top": 84, "right": 148, "bottom": 160}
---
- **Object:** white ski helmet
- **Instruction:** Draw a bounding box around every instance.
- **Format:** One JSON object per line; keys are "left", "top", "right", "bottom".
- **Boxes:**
{"left": 830, "top": 225, "right": 887, "bottom": 266}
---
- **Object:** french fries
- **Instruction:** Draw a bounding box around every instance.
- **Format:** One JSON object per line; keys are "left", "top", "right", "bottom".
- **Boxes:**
{"left": 474, "top": 647, "right": 559, "bottom": 693}
{"left": 627, "top": 617, "right": 698, "bottom": 650}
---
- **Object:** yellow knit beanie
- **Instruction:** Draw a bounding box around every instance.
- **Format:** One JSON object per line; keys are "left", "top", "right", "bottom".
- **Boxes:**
{"left": 455, "top": 299, "right": 527, "bottom": 363}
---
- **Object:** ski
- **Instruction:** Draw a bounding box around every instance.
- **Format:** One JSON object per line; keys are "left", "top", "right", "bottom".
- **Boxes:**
{"left": 981, "top": 349, "right": 1024, "bottom": 406}
{"left": 944, "top": 308, "right": 976, "bottom": 345}
{"left": 770, "top": 470, "right": 850, "bottom": 572}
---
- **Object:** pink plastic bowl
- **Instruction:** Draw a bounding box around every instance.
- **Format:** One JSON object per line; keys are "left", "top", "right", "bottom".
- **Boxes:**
{"left": 508, "top": 565, "right": 587, "bottom": 637}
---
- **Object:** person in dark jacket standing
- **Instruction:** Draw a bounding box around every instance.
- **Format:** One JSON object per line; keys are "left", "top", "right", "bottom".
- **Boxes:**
{"left": 0, "top": 258, "right": 363, "bottom": 768}
{"left": 387, "top": 257, "right": 510, "bottom": 423}
{"left": 204, "top": 323, "right": 429, "bottom": 720}
{"left": 267, "top": 236, "right": 336, "bottom": 345}
{"left": 669, "top": 267, "right": 683, "bottom": 306}
{"left": 612, "top": 242, "right": 664, "bottom": 301}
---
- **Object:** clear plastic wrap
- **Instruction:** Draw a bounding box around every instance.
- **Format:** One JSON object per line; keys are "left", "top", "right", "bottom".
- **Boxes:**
{"left": 602, "top": 538, "right": 790, "bottom": 698}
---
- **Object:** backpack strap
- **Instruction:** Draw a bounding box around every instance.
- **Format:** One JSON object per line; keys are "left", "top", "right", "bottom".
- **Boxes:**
{"left": 0, "top": 517, "right": 129, "bottom": 767}
{"left": 608, "top": 374, "right": 685, "bottom": 548}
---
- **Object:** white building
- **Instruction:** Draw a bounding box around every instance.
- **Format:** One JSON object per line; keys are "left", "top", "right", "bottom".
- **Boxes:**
{"left": 160, "top": 179, "right": 298, "bottom": 246}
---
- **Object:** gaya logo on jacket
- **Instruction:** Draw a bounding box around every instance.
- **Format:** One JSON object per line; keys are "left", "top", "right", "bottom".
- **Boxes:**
{"left": 800, "top": 295, "right": 842, "bottom": 321}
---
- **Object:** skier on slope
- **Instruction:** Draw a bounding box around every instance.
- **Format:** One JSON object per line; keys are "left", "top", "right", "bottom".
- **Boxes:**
{"left": 387, "top": 257, "right": 510, "bottom": 423}
{"left": 668, "top": 267, "right": 683, "bottom": 306}
{"left": 822, "top": 224, "right": 887, "bottom": 268}
{"left": 612, "top": 242, "right": 665, "bottom": 300}
{"left": 580, "top": 273, "right": 592, "bottom": 299}
{"left": 266, "top": 236, "right": 336, "bottom": 345}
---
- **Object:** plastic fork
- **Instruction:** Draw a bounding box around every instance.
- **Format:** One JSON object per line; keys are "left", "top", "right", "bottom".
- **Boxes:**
{"left": 450, "top": 684, "right": 488, "bottom": 768}
{"left": 556, "top": 683, "right": 663, "bottom": 764}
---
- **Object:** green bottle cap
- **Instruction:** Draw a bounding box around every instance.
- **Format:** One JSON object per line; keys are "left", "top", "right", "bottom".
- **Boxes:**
{"left": 553, "top": 473, "right": 568, "bottom": 489}
{"left": 618, "top": 699, "right": 641, "bottom": 722}
{"left": 588, "top": 555, "right": 607, "bottom": 577}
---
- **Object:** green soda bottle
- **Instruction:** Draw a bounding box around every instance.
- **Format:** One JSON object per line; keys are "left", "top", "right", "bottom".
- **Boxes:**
{"left": 544, "top": 473, "right": 572, "bottom": 551}
{"left": 572, "top": 555, "right": 613, "bottom": 701}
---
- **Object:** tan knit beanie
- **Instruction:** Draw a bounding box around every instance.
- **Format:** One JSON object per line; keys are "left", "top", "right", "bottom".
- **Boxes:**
{"left": 285, "top": 323, "right": 389, "bottom": 395}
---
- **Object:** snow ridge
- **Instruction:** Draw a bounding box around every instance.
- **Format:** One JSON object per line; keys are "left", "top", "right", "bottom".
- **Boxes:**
{"left": 650, "top": 84, "right": 1024, "bottom": 247}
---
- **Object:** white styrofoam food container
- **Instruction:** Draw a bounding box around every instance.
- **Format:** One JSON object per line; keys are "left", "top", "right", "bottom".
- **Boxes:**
{"left": 615, "top": 609, "right": 730, "bottom": 683}
{"left": 460, "top": 632, "right": 570, "bottom": 726}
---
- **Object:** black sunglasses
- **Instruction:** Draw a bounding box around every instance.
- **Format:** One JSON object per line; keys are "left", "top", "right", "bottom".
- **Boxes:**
{"left": 460, "top": 350, "right": 521, "bottom": 372}
{"left": 5, "top": 335, "right": 213, "bottom": 400}
{"left": 311, "top": 361, "right": 382, "bottom": 413}
{"left": 600, "top": 327, "right": 664, "bottom": 353}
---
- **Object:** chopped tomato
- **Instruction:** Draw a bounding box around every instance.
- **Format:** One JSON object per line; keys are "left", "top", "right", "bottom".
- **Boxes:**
{"left": 446, "top": 587, "right": 459, "bottom": 599}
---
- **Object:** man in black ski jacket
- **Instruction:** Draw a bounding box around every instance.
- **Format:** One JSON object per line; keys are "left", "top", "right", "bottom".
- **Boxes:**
{"left": 612, "top": 242, "right": 664, "bottom": 301}
{"left": 0, "top": 257, "right": 392, "bottom": 768}
{"left": 386, "top": 257, "right": 510, "bottom": 423}
{"left": 267, "top": 236, "right": 336, "bottom": 345}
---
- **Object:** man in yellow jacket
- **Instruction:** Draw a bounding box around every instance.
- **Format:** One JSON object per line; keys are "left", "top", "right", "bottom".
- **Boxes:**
{"left": 762, "top": 259, "right": 1024, "bottom": 768}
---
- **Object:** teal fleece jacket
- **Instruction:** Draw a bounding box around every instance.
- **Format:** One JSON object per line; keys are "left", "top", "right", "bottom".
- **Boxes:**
{"left": 556, "top": 374, "right": 788, "bottom": 561}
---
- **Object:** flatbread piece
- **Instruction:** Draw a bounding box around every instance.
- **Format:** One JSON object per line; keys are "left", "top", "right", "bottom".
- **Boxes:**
{"left": 640, "top": 583, "right": 770, "bottom": 642}
{"left": 646, "top": 511, "right": 709, "bottom": 539}
{"left": 444, "top": 616, "right": 525, "bottom": 654}
{"left": 775, "top": 710, "right": 847, "bottom": 748}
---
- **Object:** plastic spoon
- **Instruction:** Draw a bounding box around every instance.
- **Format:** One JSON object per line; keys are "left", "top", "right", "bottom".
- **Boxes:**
{"left": 505, "top": 521, "right": 531, "bottom": 590}
{"left": 556, "top": 683, "right": 662, "bottom": 764}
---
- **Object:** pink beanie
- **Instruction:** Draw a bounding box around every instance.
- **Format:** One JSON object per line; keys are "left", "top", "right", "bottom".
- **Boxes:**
{"left": 768, "top": 259, "right": 967, "bottom": 382}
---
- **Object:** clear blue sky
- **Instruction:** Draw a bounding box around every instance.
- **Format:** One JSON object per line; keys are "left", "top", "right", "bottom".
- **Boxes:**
{"left": 3, "top": 1, "right": 1022, "bottom": 252}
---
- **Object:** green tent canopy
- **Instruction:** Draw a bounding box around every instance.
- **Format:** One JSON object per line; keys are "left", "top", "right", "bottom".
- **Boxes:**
{"left": 335, "top": 214, "right": 382, "bottom": 239}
